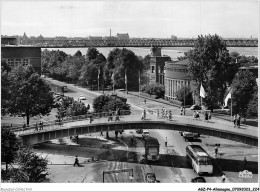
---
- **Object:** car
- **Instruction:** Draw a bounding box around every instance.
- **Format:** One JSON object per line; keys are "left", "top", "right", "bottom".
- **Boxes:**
{"left": 136, "top": 129, "right": 143, "bottom": 134}
{"left": 182, "top": 132, "right": 200, "bottom": 141}
{"left": 142, "top": 130, "right": 149, "bottom": 138}
{"left": 191, "top": 104, "right": 202, "bottom": 110}
{"left": 145, "top": 173, "right": 156, "bottom": 183}
{"left": 79, "top": 95, "right": 86, "bottom": 100}
{"left": 191, "top": 177, "right": 206, "bottom": 183}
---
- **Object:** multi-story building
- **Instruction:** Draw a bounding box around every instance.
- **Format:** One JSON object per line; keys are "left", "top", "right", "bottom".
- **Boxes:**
{"left": 117, "top": 33, "right": 129, "bottom": 40}
{"left": 1, "top": 37, "right": 41, "bottom": 75}
{"left": 149, "top": 46, "right": 171, "bottom": 85}
{"left": 164, "top": 59, "right": 190, "bottom": 100}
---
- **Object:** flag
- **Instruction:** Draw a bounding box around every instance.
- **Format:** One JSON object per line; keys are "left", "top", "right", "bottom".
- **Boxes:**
{"left": 200, "top": 84, "right": 206, "bottom": 98}
{"left": 125, "top": 69, "right": 127, "bottom": 85}
{"left": 224, "top": 92, "right": 232, "bottom": 107}
{"left": 111, "top": 72, "right": 114, "bottom": 82}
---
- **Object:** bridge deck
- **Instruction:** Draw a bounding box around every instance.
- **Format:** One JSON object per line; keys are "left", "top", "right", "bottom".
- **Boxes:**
{"left": 15, "top": 113, "right": 257, "bottom": 139}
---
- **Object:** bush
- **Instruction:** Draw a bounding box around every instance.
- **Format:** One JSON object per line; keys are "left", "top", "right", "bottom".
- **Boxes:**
{"left": 175, "top": 87, "right": 193, "bottom": 105}
{"left": 93, "top": 95, "right": 130, "bottom": 113}
{"left": 141, "top": 83, "right": 165, "bottom": 99}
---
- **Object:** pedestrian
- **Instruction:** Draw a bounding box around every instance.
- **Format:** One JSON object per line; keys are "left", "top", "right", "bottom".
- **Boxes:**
{"left": 34, "top": 123, "right": 38, "bottom": 131}
{"left": 165, "top": 137, "right": 167, "bottom": 147}
{"left": 157, "top": 109, "right": 160, "bottom": 118}
{"left": 100, "top": 131, "right": 103, "bottom": 136}
{"left": 233, "top": 114, "right": 237, "bottom": 127}
{"left": 205, "top": 112, "right": 209, "bottom": 122}
{"left": 222, "top": 173, "right": 226, "bottom": 183}
{"left": 144, "top": 99, "right": 146, "bottom": 104}
{"left": 180, "top": 107, "right": 183, "bottom": 115}
{"left": 74, "top": 156, "right": 80, "bottom": 167}
{"left": 168, "top": 110, "right": 172, "bottom": 121}
{"left": 208, "top": 111, "right": 212, "bottom": 120}
{"left": 23, "top": 122, "right": 26, "bottom": 130}
{"left": 243, "top": 157, "right": 247, "bottom": 170}
{"left": 237, "top": 114, "right": 241, "bottom": 128}
{"left": 161, "top": 108, "right": 164, "bottom": 118}
{"left": 215, "top": 146, "right": 219, "bottom": 157}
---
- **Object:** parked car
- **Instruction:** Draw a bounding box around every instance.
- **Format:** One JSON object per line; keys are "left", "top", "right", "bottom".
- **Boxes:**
{"left": 191, "top": 177, "right": 206, "bottom": 183}
{"left": 142, "top": 130, "right": 149, "bottom": 139}
{"left": 191, "top": 104, "right": 202, "bottom": 110}
{"left": 79, "top": 95, "right": 86, "bottom": 100}
{"left": 136, "top": 129, "right": 143, "bottom": 134}
{"left": 145, "top": 173, "right": 157, "bottom": 183}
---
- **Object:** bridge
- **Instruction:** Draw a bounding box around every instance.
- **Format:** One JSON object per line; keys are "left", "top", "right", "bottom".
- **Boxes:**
{"left": 12, "top": 111, "right": 257, "bottom": 147}
{"left": 12, "top": 39, "right": 258, "bottom": 48}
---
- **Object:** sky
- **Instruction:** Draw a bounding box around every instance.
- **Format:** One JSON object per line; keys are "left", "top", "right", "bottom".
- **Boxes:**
{"left": 0, "top": 0, "right": 259, "bottom": 38}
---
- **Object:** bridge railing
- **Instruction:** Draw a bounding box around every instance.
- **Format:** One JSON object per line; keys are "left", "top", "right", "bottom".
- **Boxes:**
{"left": 11, "top": 108, "right": 215, "bottom": 135}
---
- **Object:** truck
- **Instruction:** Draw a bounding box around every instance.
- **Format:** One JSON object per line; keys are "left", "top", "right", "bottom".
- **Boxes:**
{"left": 144, "top": 137, "right": 160, "bottom": 161}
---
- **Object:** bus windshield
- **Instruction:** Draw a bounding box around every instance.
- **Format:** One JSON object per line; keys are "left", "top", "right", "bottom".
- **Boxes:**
{"left": 197, "top": 157, "right": 212, "bottom": 165}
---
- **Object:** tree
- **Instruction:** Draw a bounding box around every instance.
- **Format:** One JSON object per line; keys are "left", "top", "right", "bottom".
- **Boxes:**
{"left": 16, "top": 147, "right": 48, "bottom": 182}
{"left": 74, "top": 50, "right": 82, "bottom": 57}
{"left": 187, "top": 34, "right": 233, "bottom": 110}
{"left": 141, "top": 82, "right": 165, "bottom": 98}
{"left": 176, "top": 86, "right": 193, "bottom": 105}
{"left": 5, "top": 65, "right": 54, "bottom": 125}
{"left": 247, "top": 85, "right": 258, "bottom": 116}
{"left": 231, "top": 70, "right": 257, "bottom": 118}
{"left": 1, "top": 128, "right": 20, "bottom": 171}
{"left": 86, "top": 47, "right": 99, "bottom": 61}
{"left": 93, "top": 95, "right": 130, "bottom": 113}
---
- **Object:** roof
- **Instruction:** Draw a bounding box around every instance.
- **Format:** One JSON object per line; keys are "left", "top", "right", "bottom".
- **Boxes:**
{"left": 145, "top": 137, "right": 160, "bottom": 146}
{"left": 174, "top": 58, "right": 190, "bottom": 65}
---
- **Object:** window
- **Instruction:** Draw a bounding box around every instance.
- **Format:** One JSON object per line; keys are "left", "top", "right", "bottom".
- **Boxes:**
{"left": 23, "top": 58, "right": 29, "bottom": 66}
{"left": 152, "top": 66, "right": 155, "bottom": 73}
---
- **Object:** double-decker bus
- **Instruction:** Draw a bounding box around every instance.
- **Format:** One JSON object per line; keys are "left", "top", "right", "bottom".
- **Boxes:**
{"left": 186, "top": 145, "right": 213, "bottom": 175}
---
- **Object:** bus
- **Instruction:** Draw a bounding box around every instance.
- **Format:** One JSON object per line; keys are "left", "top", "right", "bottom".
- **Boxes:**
{"left": 186, "top": 145, "right": 213, "bottom": 175}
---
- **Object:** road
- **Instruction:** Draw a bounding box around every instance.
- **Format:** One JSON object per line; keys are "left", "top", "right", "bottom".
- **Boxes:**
{"left": 41, "top": 77, "right": 258, "bottom": 183}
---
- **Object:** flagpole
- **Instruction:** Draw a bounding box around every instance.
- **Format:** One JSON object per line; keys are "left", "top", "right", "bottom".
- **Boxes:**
{"left": 125, "top": 68, "right": 128, "bottom": 94}
{"left": 98, "top": 67, "right": 100, "bottom": 92}
{"left": 231, "top": 93, "right": 232, "bottom": 122}
{"left": 139, "top": 70, "right": 141, "bottom": 98}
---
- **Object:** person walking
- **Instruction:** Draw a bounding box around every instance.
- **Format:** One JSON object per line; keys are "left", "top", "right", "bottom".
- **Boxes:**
{"left": 237, "top": 114, "right": 241, "bottom": 128}
{"left": 34, "top": 123, "right": 38, "bottom": 131}
{"left": 205, "top": 112, "right": 209, "bottom": 122}
{"left": 208, "top": 111, "right": 212, "bottom": 120}
{"left": 168, "top": 111, "right": 172, "bottom": 121}
{"left": 165, "top": 137, "right": 168, "bottom": 147}
{"left": 180, "top": 107, "right": 183, "bottom": 115}
{"left": 221, "top": 173, "right": 226, "bottom": 183}
{"left": 23, "top": 122, "right": 26, "bottom": 130}
{"left": 233, "top": 114, "right": 237, "bottom": 127}
{"left": 243, "top": 157, "right": 247, "bottom": 170}
{"left": 144, "top": 99, "right": 146, "bottom": 104}
{"left": 215, "top": 146, "right": 219, "bottom": 157}
{"left": 157, "top": 109, "right": 160, "bottom": 118}
{"left": 74, "top": 156, "right": 80, "bottom": 167}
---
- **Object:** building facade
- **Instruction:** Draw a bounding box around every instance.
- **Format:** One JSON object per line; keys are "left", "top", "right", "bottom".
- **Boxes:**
{"left": 117, "top": 33, "right": 129, "bottom": 40}
{"left": 164, "top": 59, "right": 190, "bottom": 100}
{"left": 149, "top": 47, "right": 171, "bottom": 85}
{"left": 1, "top": 37, "right": 41, "bottom": 75}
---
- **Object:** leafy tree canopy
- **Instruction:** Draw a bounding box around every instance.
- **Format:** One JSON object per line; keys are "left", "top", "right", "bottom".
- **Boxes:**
{"left": 187, "top": 34, "right": 233, "bottom": 110}
{"left": 231, "top": 70, "right": 257, "bottom": 117}
{"left": 4, "top": 65, "right": 54, "bottom": 125}
{"left": 1, "top": 128, "right": 20, "bottom": 171}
